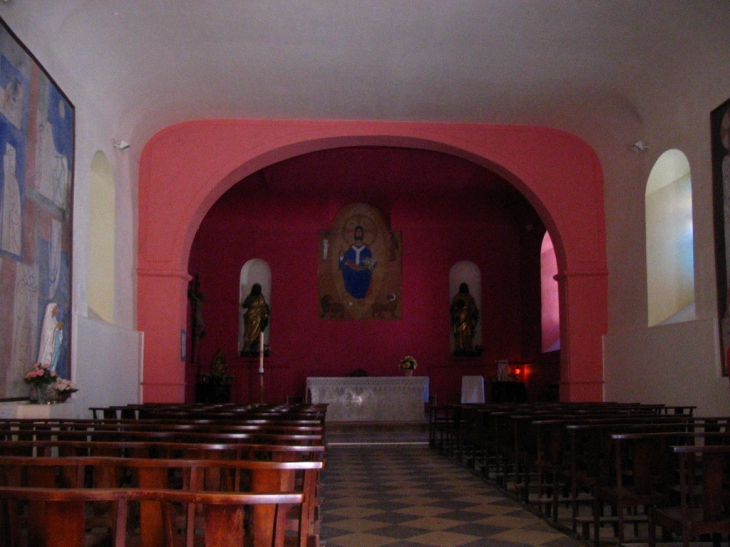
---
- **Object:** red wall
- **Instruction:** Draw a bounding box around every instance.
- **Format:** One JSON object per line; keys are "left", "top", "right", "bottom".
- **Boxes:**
{"left": 138, "top": 119, "right": 607, "bottom": 404}
{"left": 187, "top": 147, "right": 547, "bottom": 404}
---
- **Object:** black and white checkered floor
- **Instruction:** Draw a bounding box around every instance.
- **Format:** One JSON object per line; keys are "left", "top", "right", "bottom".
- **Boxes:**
{"left": 321, "top": 443, "right": 585, "bottom": 547}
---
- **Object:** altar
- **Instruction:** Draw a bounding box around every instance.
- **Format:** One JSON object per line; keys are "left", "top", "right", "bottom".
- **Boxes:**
{"left": 306, "top": 376, "right": 429, "bottom": 422}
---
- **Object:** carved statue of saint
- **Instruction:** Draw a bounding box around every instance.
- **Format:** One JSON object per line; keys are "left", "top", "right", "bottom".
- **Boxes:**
{"left": 450, "top": 282, "right": 479, "bottom": 354}
{"left": 211, "top": 349, "right": 228, "bottom": 379}
{"left": 242, "top": 283, "right": 270, "bottom": 352}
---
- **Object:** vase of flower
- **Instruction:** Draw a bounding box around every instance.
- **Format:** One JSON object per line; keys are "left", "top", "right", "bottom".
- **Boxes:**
{"left": 51, "top": 378, "right": 78, "bottom": 403}
{"left": 30, "top": 384, "right": 52, "bottom": 404}
{"left": 24, "top": 363, "right": 56, "bottom": 404}
{"left": 399, "top": 355, "right": 417, "bottom": 376}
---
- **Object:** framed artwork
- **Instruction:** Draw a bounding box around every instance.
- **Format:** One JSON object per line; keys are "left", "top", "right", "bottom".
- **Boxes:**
{"left": 0, "top": 18, "right": 75, "bottom": 398}
{"left": 712, "top": 96, "right": 730, "bottom": 376}
{"left": 318, "top": 203, "right": 402, "bottom": 321}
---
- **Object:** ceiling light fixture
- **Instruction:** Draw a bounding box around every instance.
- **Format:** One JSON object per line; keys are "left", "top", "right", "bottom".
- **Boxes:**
{"left": 631, "top": 140, "right": 649, "bottom": 153}
{"left": 114, "top": 140, "right": 131, "bottom": 151}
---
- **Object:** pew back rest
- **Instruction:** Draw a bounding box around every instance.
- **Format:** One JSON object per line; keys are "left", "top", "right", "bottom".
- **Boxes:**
{"left": 0, "top": 485, "right": 303, "bottom": 547}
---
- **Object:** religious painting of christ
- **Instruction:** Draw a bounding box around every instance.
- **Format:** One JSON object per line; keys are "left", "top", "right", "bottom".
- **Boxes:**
{"left": 339, "top": 224, "right": 374, "bottom": 299}
{"left": 318, "top": 203, "right": 402, "bottom": 321}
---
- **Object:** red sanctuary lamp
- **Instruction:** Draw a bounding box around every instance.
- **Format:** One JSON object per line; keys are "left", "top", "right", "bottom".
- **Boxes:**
{"left": 509, "top": 362, "right": 530, "bottom": 382}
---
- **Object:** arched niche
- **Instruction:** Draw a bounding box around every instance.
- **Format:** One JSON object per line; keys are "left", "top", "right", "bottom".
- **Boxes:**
{"left": 449, "top": 261, "right": 482, "bottom": 354}
{"left": 138, "top": 120, "right": 607, "bottom": 402}
{"left": 645, "top": 149, "right": 695, "bottom": 326}
{"left": 541, "top": 232, "right": 560, "bottom": 352}
{"left": 239, "top": 259, "right": 271, "bottom": 355}
{"left": 89, "top": 150, "right": 115, "bottom": 323}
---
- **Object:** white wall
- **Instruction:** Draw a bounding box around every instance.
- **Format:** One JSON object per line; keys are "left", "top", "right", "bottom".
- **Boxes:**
{"left": 73, "top": 315, "right": 141, "bottom": 418}
{"left": 596, "top": 55, "right": 730, "bottom": 415}
{"left": 0, "top": 9, "right": 143, "bottom": 414}
{"left": 604, "top": 319, "right": 728, "bottom": 416}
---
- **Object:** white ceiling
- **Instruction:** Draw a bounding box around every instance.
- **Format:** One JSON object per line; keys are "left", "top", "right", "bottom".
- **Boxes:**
{"left": 1, "top": 1, "right": 729, "bottom": 152}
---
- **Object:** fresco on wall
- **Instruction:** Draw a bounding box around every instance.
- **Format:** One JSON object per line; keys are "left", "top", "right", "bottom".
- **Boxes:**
{"left": 713, "top": 97, "right": 730, "bottom": 376}
{"left": 0, "top": 19, "right": 74, "bottom": 398}
{"left": 318, "top": 203, "right": 401, "bottom": 320}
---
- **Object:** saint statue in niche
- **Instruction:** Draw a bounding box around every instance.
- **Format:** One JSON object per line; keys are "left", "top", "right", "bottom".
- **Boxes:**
{"left": 241, "top": 283, "right": 270, "bottom": 354}
{"left": 450, "top": 282, "right": 480, "bottom": 355}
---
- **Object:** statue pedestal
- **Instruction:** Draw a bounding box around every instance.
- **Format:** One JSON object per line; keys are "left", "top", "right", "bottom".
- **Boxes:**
{"left": 195, "top": 381, "right": 232, "bottom": 404}
{"left": 14, "top": 401, "right": 78, "bottom": 419}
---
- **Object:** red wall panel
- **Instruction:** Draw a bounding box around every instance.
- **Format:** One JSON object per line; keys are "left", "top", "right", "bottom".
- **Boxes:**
{"left": 187, "top": 149, "right": 546, "bottom": 405}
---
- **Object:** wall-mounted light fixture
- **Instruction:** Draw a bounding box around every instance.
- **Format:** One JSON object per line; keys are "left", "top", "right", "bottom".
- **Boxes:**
{"left": 631, "top": 140, "right": 649, "bottom": 153}
{"left": 114, "top": 140, "right": 131, "bottom": 151}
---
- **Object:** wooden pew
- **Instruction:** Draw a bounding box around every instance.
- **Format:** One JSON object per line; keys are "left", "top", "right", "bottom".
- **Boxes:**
{"left": 0, "top": 486, "right": 304, "bottom": 547}
{"left": 589, "top": 430, "right": 730, "bottom": 546}
{"left": 453, "top": 408, "right": 713, "bottom": 525}
{"left": 0, "top": 455, "right": 324, "bottom": 547}
{"left": 0, "top": 403, "right": 331, "bottom": 546}
{"left": 0, "top": 439, "right": 326, "bottom": 462}
{"left": 88, "top": 402, "right": 328, "bottom": 422}
{"left": 0, "top": 426, "right": 324, "bottom": 447}
{"left": 0, "top": 419, "right": 325, "bottom": 438}
{"left": 648, "top": 445, "right": 730, "bottom": 547}
{"left": 479, "top": 405, "right": 677, "bottom": 498}
{"left": 564, "top": 418, "right": 730, "bottom": 534}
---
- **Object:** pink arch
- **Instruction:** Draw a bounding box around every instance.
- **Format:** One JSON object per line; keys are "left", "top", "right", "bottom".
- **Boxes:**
{"left": 138, "top": 120, "right": 607, "bottom": 402}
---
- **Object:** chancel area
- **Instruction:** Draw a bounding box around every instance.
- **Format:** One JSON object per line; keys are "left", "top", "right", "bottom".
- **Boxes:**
{"left": 0, "top": 4, "right": 730, "bottom": 546}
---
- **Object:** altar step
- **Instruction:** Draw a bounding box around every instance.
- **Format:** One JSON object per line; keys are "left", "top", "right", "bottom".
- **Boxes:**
{"left": 326, "top": 421, "right": 429, "bottom": 445}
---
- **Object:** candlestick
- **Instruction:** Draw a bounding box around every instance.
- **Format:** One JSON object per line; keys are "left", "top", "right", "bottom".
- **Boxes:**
{"left": 258, "top": 331, "right": 264, "bottom": 373}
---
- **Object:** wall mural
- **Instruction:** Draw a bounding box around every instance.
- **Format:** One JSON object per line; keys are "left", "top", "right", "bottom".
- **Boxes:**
{"left": 318, "top": 203, "right": 401, "bottom": 320}
{"left": 713, "top": 97, "right": 730, "bottom": 376}
{"left": 0, "top": 19, "right": 74, "bottom": 398}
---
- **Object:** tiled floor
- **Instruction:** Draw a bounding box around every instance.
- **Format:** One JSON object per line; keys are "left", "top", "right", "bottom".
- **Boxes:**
{"left": 321, "top": 441, "right": 586, "bottom": 547}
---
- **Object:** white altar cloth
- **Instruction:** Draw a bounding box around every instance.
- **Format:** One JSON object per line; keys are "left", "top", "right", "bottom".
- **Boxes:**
{"left": 306, "top": 376, "right": 429, "bottom": 422}
{"left": 461, "top": 375, "right": 485, "bottom": 403}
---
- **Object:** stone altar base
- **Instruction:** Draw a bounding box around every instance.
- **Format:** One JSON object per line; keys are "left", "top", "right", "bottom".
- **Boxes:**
{"left": 326, "top": 422, "right": 429, "bottom": 445}
{"left": 306, "top": 376, "right": 429, "bottom": 422}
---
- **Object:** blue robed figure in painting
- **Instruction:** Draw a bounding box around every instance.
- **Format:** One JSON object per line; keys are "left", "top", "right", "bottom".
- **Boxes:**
{"left": 339, "top": 225, "right": 375, "bottom": 299}
{"left": 0, "top": 55, "right": 27, "bottom": 260}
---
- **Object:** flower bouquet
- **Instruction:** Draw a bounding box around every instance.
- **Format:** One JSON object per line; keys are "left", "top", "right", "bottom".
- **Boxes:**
{"left": 23, "top": 363, "right": 57, "bottom": 403}
{"left": 400, "top": 356, "right": 417, "bottom": 376}
{"left": 51, "top": 378, "right": 78, "bottom": 403}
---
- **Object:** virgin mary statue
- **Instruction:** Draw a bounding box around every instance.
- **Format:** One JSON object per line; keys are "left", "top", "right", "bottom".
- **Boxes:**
{"left": 37, "top": 303, "right": 63, "bottom": 371}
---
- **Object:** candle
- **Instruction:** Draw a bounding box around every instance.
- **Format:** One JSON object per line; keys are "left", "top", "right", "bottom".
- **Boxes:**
{"left": 259, "top": 331, "right": 265, "bottom": 373}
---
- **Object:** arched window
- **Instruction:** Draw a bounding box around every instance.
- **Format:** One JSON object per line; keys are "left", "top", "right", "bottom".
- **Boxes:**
{"left": 239, "top": 259, "right": 271, "bottom": 355}
{"left": 89, "top": 150, "right": 115, "bottom": 323}
{"left": 541, "top": 232, "right": 560, "bottom": 352}
{"left": 646, "top": 149, "right": 695, "bottom": 326}
{"left": 449, "top": 261, "right": 482, "bottom": 355}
